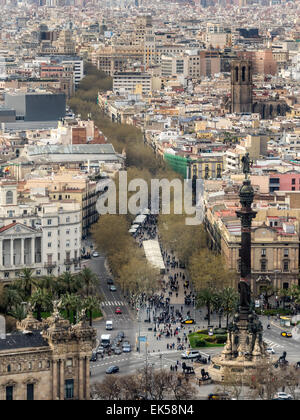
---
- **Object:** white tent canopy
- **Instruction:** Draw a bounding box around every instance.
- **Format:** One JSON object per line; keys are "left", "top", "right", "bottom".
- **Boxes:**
{"left": 129, "top": 228, "right": 137, "bottom": 234}
{"left": 133, "top": 214, "right": 147, "bottom": 224}
{"left": 143, "top": 240, "right": 165, "bottom": 273}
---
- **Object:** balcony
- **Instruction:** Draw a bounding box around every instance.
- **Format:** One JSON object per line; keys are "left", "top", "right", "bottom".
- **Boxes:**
{"left": 44, "top": 262, "right": 57, "bottom": 268}
{"left": 64, "top": 259, "right": 73, "bottom": 266}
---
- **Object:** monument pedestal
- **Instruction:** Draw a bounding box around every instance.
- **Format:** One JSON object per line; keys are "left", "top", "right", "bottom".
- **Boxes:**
{"left": 208, "top": 311, "right": 270, "bottom": 382}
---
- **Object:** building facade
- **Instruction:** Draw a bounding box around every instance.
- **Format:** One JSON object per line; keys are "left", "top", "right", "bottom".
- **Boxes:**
{"left": 0, "top": 308, "right": 96, "bottom": 400}
{"left": 0, "top": 179, "right": 82, "bottom": 281}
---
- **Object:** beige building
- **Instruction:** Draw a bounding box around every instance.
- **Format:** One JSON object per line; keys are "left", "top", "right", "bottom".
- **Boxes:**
{"left": 205, "top": 204, "right": 300, "bottom": 295}
{"left": 0, "top": 308, "right": 96, "bottom": 400}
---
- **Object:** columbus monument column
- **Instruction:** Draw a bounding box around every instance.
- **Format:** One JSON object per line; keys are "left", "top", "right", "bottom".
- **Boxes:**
{"left": 208, "top": 153, "right": 268, "bottom": 382}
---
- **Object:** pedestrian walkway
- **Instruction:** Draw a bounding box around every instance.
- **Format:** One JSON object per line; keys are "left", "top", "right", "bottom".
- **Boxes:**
{"left": 101, "top": 300, "right": 126, "bottom": 307}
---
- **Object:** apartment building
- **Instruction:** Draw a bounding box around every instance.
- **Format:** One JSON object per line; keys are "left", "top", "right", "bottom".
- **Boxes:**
{"left": 113, "top": 71, "right": 152, "bottom": 95}
{"left": 0, "top": 179, "right": 82, "bottom": 282}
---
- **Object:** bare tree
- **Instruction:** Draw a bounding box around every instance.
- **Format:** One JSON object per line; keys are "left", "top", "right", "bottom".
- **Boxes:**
{"left": 214, "top": 367, "right": 243, "bottom": 400}
{"left": 247, "top": 359, "right": 283, "bottom": 400}
{"left": 90, "top": 376, "right": 121, "bottom": 400}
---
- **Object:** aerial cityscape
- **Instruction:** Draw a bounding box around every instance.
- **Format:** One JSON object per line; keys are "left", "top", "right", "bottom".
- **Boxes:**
{"left": 0, "top": 0, "right": 299, "bottom": 404}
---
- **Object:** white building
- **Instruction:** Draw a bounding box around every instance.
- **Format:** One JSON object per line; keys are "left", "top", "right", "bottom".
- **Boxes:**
{"left": 113, "top": 72, "right": 152, "bottom": 95}
{"left": 0, "top": 179, "right": 82, "bottom": 281}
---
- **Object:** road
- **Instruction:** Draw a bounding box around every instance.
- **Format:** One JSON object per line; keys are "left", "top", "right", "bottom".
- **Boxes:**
{"left": 83, "top": 253, "right": 300, "bottom": 384}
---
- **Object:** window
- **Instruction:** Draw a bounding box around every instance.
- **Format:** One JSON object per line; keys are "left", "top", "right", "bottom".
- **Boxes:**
{"left": 261, "top": 260, "right": 267, "bottom": 271}
{"left": 66, "top": 217, "right": 70, "bottom": 223}
{"left": 261, "top": 248, "right": 266, "bottom": 257}
{"left": 6, "top": 191, "right": 13, "bottom": 204}
{"left": 66, "top": 359, "right": 73, "bottom": 367}
{"left": 284, "top": 249, "right": 289, "bottom": 257}
{"left": 48, "top": 243, "right": 52, "bottom": 248}
{"left": 65, "top": 379, "right": 74, "bottom": 400}
{"left": 7, "top": 364, "right": 11, "bottom": 372}
{"left": 292, "top": 178, "right": 296, "bottom": 185}
{"left": 27, "top": 384, "right": 34, "bottom": 401}
{"left": 48, "top": 232, "right": 52, "bottom": 237}
{"left": 6, "top": 386, "right": 13, "bottom": 401}
{"left": 283, "top": 260, "right": 289, "bottom": 272}
{"left": 47, "top": 219, "right": 52, "bottom": 225}
{"left": 28, "top": 362, "right": 32, "bottom": 370}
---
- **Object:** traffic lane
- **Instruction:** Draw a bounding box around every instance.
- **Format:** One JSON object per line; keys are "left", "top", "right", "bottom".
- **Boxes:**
{"left": 90, "top": 351, "right": 184, "bottom": 381}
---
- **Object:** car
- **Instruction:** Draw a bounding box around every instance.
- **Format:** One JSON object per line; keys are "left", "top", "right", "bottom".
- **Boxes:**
{"left": 107, "top": 278, "right": 114, "bottom": 285}
{"left": 114, "top": 347, "right": 122, "bottom": 355}
{"left": 274, "top": 392, "right": 293, "bottom": 400}
{"left": 117, "top": 331, "right": 125, "bottom": 339}
{"left": 207, "top": 393, "right": 231, "bottom": 401}
{"left": 92, "top": 251, "right": 100, "bottom": 257}
{"left": 181, "top": 318, "right": 195, "bottom": 325}
{"left": 90, "top": 352, "right": 98, "bottom": 362}
{"left": 123, "top": 340, "right": 130, "bottom": 347}
{"left": 266, "top": 347, "right": 276, "bottom": 354}
{"left": 115, "top": 307, "right": 122, "bottom": 314}
{"left": 110, "top": 285, "right": 117, "bottom": 292}
{"left": 123, "top": 345, "right": 131, "bottom": 353}
{"left": 281, "top": 331, "right": 293, "bottom": 338}
{"left": 106, "top": 365, "right": 119, "bottom": 374}
{"left": 96, "top": 346, "right": 104, "bottom": 355}
{"left": 181, "top": 350, "right": 200, "bottom": 359}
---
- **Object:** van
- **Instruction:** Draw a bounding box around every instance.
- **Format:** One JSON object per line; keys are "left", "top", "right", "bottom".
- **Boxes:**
{"left": 181, "top": 350, "right": 200, "bottom": 359}
{"left": 106, "top": 320, "right": 113, "bottom": 330}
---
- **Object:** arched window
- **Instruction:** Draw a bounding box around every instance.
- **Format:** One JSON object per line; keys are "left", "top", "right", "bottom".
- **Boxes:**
{"left": 235, "top": 66, "right": 239, "bottom": 82}
{"left": 242, "top": 66, "right": 246, "bottom": 82}
{"left": 6, "top": 191, "right": 13, "bottom": 205}
{"left": 248, "top": 66, "right": 251, "bottom": 82}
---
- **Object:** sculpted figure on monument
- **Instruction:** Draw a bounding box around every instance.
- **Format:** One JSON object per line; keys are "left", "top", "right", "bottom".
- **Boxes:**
{"left": 238, "top": 278, "right": 251, "bottom": 310}
{"left": 241, "top": 152, "right": 252, "bottom": 178}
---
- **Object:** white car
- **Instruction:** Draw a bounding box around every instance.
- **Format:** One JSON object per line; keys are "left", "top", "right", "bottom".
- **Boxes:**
{"left": 274, "top": 392, "right": 293, "bottom": 400}
{"left": 266, "top": 347, "right": 276, "bottom": 354}
{"left": 92, "top": 251, "right": 100, "bottom": 257}
{"left": 181, "top": 350, "right": 200, "bottom": 359}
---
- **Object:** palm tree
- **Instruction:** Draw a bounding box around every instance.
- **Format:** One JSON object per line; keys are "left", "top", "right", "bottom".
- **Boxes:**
{"left": 30, "top": 289, "right": 52, "bottom": 321}
{"left": 278, "top": 288, "right": 290, "bottom": 309}
{"left": 9, "top": 304, "right": 27, "bottom": 322}
{"left": 196, "top": 287, "right": 215, "bottom": 327}
{"left": 61, "top": 293, "right": 82, "bottom": 324}
{"left": 212, "top": 290, "right": 223, "bottom": 328}
{"left": 36, "top": 276, "right": 57, "bottom": 296}
{"left": 59, "top": 271, "right": 82, "bottom": 295}
{"left": 82, "top": 296, "right": 101, "bottom": 326}
{"left": 221, "top": 287, "right": 239, "bottom": 328}
{"left": 15, "top": 268, "right": 37, "bottom": 298}
{"left": 3, "top": 287, "right": 23, "bottom": 313}
{"left": 260, "top": 284, "right": 277, "bottom": 308}
{"left": 77, "top": 267, "right": 98, "bottom": 297}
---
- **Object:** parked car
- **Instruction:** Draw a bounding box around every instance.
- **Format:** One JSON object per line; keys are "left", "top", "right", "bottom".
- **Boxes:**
{"left": 266, "top": 347, "right": 276, "bottom": 354}
{"left": 115, "top": 307, "right": 122, "bottom": 314}
{"left": 274, "top": 392, "right": 293, "bottom": 400}
{"left": 92, "top": 251, "right": 100, "bottom": 257}
{"left": 106, "top": 366, "right": 119, "bottom": 374}
{"left": 181, "top": 350, "right": 200, "bottom": 359}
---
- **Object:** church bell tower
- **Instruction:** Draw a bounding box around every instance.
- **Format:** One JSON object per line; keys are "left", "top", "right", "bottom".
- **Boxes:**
{"left": 231, "top": 59, "right": 253, "bottom": 114}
